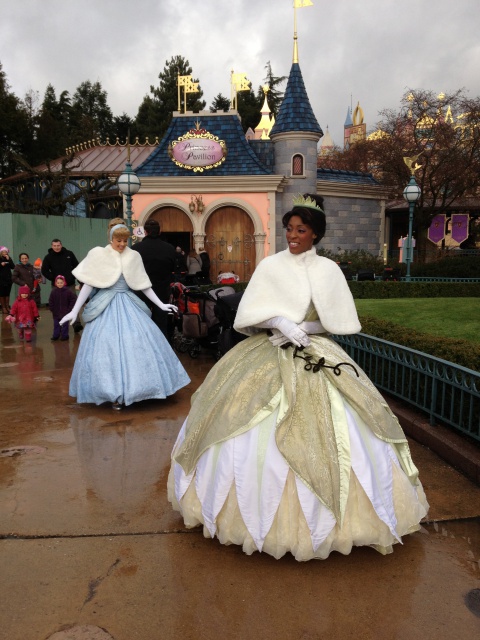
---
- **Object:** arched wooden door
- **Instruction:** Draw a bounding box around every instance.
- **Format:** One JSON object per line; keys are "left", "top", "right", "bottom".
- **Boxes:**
{"left": 205, "top": 206, "right": 255, "bottom": 281}
{"left": 149, "top": 206, "right": 193, "bottom": 253}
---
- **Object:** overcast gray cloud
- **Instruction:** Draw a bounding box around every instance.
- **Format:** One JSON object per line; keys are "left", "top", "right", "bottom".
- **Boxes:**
{"left": 1, "top": 0, "right": 479, "bottom": 148}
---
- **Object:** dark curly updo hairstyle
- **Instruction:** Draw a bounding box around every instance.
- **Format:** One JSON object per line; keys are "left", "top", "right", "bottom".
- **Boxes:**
{"left": 282, "top": 193, "right": 326, "bottom": 245}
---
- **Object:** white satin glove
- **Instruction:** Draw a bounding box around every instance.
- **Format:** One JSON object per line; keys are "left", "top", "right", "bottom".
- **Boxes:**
{"left": 269, "top": 320, "right": 325, "bottom": 347}
{"left": 59, "top": 284, "right": 93, "bottom": 325}
{"left": 298, "top": 320, "right": 325, "bottom": 335}
{"left": 258, "top": 316, "right": 310, "bottom": 348}
{"left": 268, "top": 328, "right": 292, "bottom": 348}
{"left": 141, "top": 287, "right": 178, "bottom": 313}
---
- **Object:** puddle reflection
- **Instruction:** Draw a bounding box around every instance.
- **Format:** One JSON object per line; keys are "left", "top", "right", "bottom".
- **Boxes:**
{"left": 423, "top": 518, "right": 480, "bottom": 571}
{"left": 70, "top": 414, "right": 177, "bottom": 513}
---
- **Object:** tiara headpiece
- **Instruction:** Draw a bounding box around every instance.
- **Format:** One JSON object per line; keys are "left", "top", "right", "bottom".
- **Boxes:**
{"left": 292, "top": 194, "right": 324, "bottom": 213}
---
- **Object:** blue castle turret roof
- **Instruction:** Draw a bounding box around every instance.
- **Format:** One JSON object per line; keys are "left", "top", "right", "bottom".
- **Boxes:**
{"left": 270, "top": 63, "right": 323, "bottom": 136}
{"left": 344, "top": 107, "right": 353, "bottom": 127}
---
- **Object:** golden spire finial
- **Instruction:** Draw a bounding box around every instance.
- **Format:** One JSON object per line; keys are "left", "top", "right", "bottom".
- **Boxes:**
{"left": 293, "top": 1, "right": 314, "bottom": 63}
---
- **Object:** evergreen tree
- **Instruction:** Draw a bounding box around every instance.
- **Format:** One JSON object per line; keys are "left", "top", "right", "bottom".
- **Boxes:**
{"left": 69, "top": 80, "right": 115, "bottom": 144}
{"left": 135, "top": 55, "right": 206, "bottom": 140}
{"left": 0, "top": 62, "right": 31, "bottom": 178}
{"left": 210, "top": 93, "right": 230, "bottom": 113}
{"left": 134, "top": 95, "right": 163, "bottom": 143}
{"left": 33, "top": 85, "right": 71, "bottom": 164}
{"left": 236, "top": 85, "right": 262, "bottom": 132}
{"left": 113, "top": 113, "right": 139, "bottom": 144}
{"left": 258, "top": 61, "right": 286, "bottom": 118}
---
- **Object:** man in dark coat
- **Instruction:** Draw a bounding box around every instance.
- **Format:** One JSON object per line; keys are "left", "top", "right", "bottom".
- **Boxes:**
{"left": 42, "top": 239, "right": 82, "bottom": 332}
{"left": 132, "top": 219, "right": 176, "bottom": 339}
{"left": 42, "top": 239, "right": 79, "bottom": 286}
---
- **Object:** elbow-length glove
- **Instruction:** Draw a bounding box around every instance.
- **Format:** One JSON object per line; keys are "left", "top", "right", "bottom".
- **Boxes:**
{"left": 59, "top": 284, "right": 93, "bottom": 325}
{"left": 256, "top": 316, "right": 310, "bottom": 348}
{"left": 141, "top": 287, "right": 178, "bottom": 314}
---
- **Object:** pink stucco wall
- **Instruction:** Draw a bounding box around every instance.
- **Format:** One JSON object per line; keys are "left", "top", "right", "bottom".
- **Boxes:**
{"left": 131, "top": 191, "right": 272, "bottom": 255}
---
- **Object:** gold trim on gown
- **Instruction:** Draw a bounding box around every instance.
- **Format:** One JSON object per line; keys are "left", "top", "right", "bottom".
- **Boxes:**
{"left": 169, "top": 307, "right": 428, "bottom": 560}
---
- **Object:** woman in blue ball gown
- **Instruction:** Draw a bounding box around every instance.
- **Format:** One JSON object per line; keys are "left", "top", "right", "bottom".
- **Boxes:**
{"left": 61, "top": 218, "right": 190, "bottom": 409}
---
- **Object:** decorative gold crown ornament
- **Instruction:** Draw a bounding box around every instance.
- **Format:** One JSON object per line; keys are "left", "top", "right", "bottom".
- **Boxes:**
{"left": 292, "top": 194, "right": 324, "bottom": 213}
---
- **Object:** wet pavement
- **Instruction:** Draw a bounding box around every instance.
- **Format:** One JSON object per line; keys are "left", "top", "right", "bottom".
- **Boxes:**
{"left": 1, "top": 316, "right": 480, "bottom": 640}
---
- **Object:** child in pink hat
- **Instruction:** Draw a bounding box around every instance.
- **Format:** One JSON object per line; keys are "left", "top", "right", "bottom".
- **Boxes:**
{"left": 6, "top": 285, "right": 40, "bottom": 342}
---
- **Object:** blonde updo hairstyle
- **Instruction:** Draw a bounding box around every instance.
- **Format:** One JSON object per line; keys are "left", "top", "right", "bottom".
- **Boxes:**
{"left": 108, "top": 217, "right": 131, "bottom": 242}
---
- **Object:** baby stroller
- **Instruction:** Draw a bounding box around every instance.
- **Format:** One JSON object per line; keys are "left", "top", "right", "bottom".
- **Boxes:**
{"left": 170, "top": 284, "right": 222, "bottom": 359}
{"left": 213, "top": 289, "right": 247, "bottom": 357}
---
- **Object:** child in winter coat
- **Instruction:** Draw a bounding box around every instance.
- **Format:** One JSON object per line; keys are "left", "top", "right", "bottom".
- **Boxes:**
{"left": 6, "top": 285, "right": 40, "bottom": 342}
{"left": 48, "top": 275, "right": 77, "bottom": 341}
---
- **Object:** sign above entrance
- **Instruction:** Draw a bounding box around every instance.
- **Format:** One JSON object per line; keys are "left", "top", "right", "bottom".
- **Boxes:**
{"left": 168, "top": 121, "right": 227, "bottom": 172}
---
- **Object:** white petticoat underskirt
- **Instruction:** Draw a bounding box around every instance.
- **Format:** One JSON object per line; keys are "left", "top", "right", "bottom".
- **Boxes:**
{"left": 168, "top": 397, "right": 428, "bottom": 561}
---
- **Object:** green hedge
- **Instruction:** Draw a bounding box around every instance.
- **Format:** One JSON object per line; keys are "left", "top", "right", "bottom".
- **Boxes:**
{"left": 206, "top": 281, "right": 480, "bottom": 299}
{"left": 349, "top": 281, "right": 480, "bottom": 298}
{"left": 359, "top": 316, "right": 480, "bottom": 371}
{"left": 411, "top": 255, "right": 480, "bottom": 278}
{"left": 317, "top": 249, "right": 480, "bottom": 279}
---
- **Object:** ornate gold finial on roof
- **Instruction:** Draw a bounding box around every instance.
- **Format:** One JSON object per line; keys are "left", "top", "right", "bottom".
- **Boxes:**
{"left": 403, "top": 153, "right": 422, "bottom": 176}
{"left": 64, "top": 136, "right": 158, "bottom": 156}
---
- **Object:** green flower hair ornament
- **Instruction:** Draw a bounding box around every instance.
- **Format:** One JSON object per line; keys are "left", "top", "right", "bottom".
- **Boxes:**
{"left": 292, "top": 194, "right": 324, "bottom": 213}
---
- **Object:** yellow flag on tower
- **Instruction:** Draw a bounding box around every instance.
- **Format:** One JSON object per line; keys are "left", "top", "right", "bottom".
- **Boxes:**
{"left": 231, "top": 73, "right": 250, "bottom": 92}
{"left": 185, "top": 80, "right": 199, "bottom": 94}
{"left": 177, "top": 75, "right": 192, "bottom": 87}
{"left": 294, "top": 0, "right": 313, "bottom": 7}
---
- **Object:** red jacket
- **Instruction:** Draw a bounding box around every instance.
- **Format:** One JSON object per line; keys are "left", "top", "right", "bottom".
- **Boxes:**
{"left": 10, "top": 297, "right": 39, "bottom": 327}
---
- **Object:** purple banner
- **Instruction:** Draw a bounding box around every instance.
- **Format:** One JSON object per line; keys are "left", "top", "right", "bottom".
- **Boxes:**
{"left": 451, "top": 214, "right": 470, "bottom": 244}
{"left": 427, "top": 214, "right": 446, "bottom": 244}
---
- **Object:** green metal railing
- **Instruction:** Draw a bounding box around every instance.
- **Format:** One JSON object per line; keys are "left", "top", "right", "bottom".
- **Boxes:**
{"left": 334, "top": 333, "right": 480, "bottom": 442}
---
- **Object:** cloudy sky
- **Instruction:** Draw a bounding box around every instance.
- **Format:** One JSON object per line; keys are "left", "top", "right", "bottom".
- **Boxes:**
{"left": 1, "top": 0, "right": 479, "bottom": 147}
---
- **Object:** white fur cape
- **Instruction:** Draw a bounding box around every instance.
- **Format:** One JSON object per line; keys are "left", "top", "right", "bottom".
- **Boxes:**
{"left": 72, "top": 244, "right": 152, "bottom": 290}
{"left": 234, "top": 247, "right": 361, "bottom": 336}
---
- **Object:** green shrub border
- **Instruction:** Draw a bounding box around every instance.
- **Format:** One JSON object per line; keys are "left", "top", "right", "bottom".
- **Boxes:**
{"left": 200, "top": 281, "right": 480, "bottom": 298}
{"left": 359, "top": 316, "right": 480, "bottom": 371}
{"left": 349, "top": 281, "right": 480, "bottom": 299}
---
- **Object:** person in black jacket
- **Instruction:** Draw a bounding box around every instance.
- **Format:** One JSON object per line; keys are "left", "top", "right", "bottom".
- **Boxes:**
{"left": 0, "top": 246, "right": 14, "bottom": 313}
{"left": 132, "top": 219, "right": 176, "bottom": 339}
{"left": 42, "top": 239, "right": 82, "bottom": 331}
{"left": 42, "top": 239, "right": 79, "bottom": 286}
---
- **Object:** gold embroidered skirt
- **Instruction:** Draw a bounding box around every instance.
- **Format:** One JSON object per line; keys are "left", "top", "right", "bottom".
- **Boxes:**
{"left": 168, "top": 333, "right": 428, "bottom": 561}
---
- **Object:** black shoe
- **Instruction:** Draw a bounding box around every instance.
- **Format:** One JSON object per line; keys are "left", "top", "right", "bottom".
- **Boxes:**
{"left": 51, "top": 336, "right": 59, "bottom": 341}
{"left": 60, "top": 336, "right": 69, "bottom": 341}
